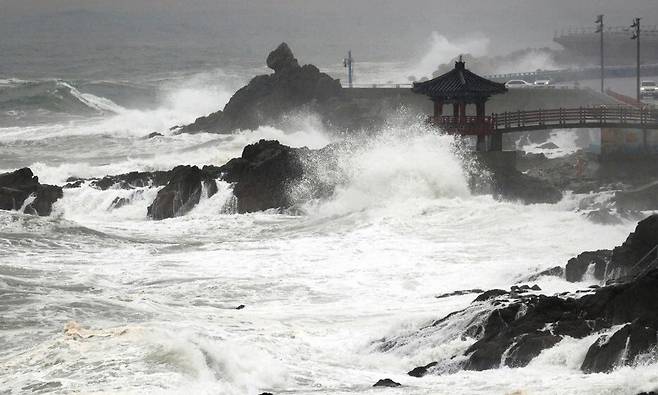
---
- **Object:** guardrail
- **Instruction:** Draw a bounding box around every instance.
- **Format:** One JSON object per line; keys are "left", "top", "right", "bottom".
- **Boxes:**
{"left": 492, "top": 106, "right": 658, "bottom": 133}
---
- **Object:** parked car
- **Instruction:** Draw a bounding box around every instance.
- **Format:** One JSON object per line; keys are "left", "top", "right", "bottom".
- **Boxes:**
{"left": 505, "top": 80, "right": 532, "bottom": 89}
{"left": 641, "top": 80, "right": 657, "bottom": 98}
{"left": 533, "top": 79, "right": 551, "bottom": 86}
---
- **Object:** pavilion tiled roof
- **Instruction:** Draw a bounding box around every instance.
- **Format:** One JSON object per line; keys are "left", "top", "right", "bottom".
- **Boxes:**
{"left": 412, "top": 60, "right": 507, "bottom": 100}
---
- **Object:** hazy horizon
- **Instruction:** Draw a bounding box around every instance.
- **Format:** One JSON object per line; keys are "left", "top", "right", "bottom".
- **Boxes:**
{"left": 2, "top": 0, "right": 657, "bottom": 79}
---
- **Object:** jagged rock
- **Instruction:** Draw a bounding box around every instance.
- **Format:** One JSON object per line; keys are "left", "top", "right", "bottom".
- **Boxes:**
{"left": 147, "top": 166, "right": 218, "bottom": 220}
{"left": 110, "top": 197, "right": 130, "bottom": 210}
{"left": 373, "top": 378, "right": 401, "bottom": 387}
{"left": 407, "top": 361, "right": 438, "bottom": 377}
{"left": 92, "top": 171, "right": 172, "bottom": 190}
{"left": 462, "top": 267, "right": 658, "bottom": 371}
{"left": 179, "top": 43, "right": 346, "bottom": 134}
{"left": 0, "top": 168, "right": 63, "bottom": 216}
{"left": 473, "top": 289, "right": 508, "bottom": 302}
{"left": 523, "top": 266, "right": 564, "bottom": 282}
{"left": 145, "top": 132, "right": 164, "bottom": 139}
{"left": 565, "top": 250, "right": 611, "bottom": 282}
{"left": 213, "top": 140, "right": 335, "bottom": 213}
{"left": 581, "top": 319, "right": 658, "bottom": 373}
{"left": 606, "top": 215, "right": 658, "bottom": 280}
{"left": 266, "top": 42, "right": 299, "bottom": 73}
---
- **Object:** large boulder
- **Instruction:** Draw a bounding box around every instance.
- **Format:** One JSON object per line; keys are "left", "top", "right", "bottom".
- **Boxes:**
{"left": 565, "top": 250, "right": 611, "bottom": 282}
{"left": 266, "top": 42, "right": 299, "bottom": 73}
{"left": 606, "top": 215, "right": 658, "bottom": 280}
{"left": 210, "top": 139, "right": 335, "bottom": 213}
{"left": 581, "top": 319, "right": 658, "bottom": 373}
{"left": 147, "top": 166, "right": 218, "bottom": 220}
{"left": 179, "top": 43, "right": 354, "bottom": 134}
{"left": 0, "top": 168, "right": 63, "bottom": 216}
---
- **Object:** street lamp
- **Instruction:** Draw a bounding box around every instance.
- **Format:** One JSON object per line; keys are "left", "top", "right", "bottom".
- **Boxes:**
{"left": 631, "top": 18, "right": 641, "bottom": 102}
{"left": 595, "top": 15, "right": 604, "bottom": 93}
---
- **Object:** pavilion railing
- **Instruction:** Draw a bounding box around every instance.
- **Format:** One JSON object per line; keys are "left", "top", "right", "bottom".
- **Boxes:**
{"left": 429, "top": 116, "right": 495, "bottom": 136}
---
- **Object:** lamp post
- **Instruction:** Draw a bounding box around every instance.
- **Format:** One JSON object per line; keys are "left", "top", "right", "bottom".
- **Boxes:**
{"left": 595, "top": 15, "right": 604, "bottom": 93}
{"left": 343, "top": 50, "right": 354, "bottom": 88}
{"left": 631, "top": 18, "right": 641, "bottom": 102}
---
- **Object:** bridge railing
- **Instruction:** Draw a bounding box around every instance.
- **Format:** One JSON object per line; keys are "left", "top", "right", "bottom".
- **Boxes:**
{"left": 492, "top": 106, "right": 658, "bottom": 131}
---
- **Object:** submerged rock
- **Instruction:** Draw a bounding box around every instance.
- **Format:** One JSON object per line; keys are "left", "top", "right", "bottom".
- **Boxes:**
{"left": 407, "top": 361, "right": 438, "bottom": 377}
{"left": 0, "top": 168, "right": 63, "bottom": 216}
{"left": 147, "top": 166, "right": 218, "bottom": 220}
{"left": 373, "top": 378, "right": 401, "bottom": 387}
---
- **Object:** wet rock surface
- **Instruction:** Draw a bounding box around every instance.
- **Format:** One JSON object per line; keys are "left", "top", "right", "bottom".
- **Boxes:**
{"left": 213, "top": 139, "right": 337, "bottom": 213}
{"left": 0, "top": 168, "right": 63, "bottom": 216}
{"left": 147, "top": 165, "right": 218, "bottom": 220}
{"left": 392, "top": 216, "right": 658, "bottom": 377}
{"left": 373, "top": 378, "right": 401, "bottom": 387}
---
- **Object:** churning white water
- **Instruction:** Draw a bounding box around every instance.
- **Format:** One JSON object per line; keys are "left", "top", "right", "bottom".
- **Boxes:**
{"left": 0, "top": 72, "right": 656, "bottom": 395}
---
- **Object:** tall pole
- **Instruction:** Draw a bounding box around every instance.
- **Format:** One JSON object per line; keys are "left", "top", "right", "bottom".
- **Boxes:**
{"left": 595, "top": 15, "right": 604, "bottom": 93}
{"left": 343, "top": 50, "right": 354, "bottom": 88}
{"left": 595, "top": 15, "right": 605, "bottom": 93}
{"left": 631, "top": 18, "right": 641, "bottom": 102}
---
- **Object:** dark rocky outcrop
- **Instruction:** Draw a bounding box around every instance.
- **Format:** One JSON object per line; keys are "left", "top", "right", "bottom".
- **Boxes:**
{"left": 0, "top": 168, "right": 63, "bottom": 216}
{"left": 581, "top": 319, "right": 658, "bottom": 373}
{"left": 391, "top": 216, "right": 658, "bottom": 377}
{"left": 179, "top": 43, "right": 361, "bottom": 134}
{"left": 523, "top": 266, "right": 564, "bottom": 282}
{"left": 373, "top": 378, "right": 401, "bottom": 388}
{"left": 407, "top": 362, "right": 438, "bottom": 377}
{"left": 606, "top": 215, "right": 658, "bottom": 280}
{"left": 211, "top": 139, "right": 336, "bottom": 213}
{"left": 65, "top": 171, "right": 172, "bottom": 191}
{"left": 147, "top": 166, "right": 218, "bottom": 220}
{"left": 565, "top": 250, "right": 611, "bottom": 282}
{"left": 460, "top": 267, "right": 658, "bottom": 372}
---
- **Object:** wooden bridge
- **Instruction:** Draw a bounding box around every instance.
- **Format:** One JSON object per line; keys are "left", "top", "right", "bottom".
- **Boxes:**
{"left": 432, "top": 106, "right": 658, "bottom": 136}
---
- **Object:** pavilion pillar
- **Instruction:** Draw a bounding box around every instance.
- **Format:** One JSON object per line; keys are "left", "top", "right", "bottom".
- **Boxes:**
{"left": 433, "top": 100, "right": 443, "bottom": 120}
{"left": 459, "top": 102, "right": 467, "bottom": 123}
{"left": 453, "top": 103, "right": 459, "bottom": 119}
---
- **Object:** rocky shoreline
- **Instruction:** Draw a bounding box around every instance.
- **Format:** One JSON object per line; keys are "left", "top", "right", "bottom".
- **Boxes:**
{"left": 375, "top": 215, "right": 658, "bottom": 380}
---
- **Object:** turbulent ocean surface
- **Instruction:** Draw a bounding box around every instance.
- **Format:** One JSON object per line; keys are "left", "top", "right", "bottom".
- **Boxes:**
{"left": 3, "top": 1, "right": 658, "bottom": 386}
{"left": 1, "top": 66, "right": 656, "bottom": 394}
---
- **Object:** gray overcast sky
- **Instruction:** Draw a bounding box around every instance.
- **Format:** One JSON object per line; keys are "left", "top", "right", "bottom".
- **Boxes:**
{"left": 2, "top": 0, "right": 657, "bottom": 78}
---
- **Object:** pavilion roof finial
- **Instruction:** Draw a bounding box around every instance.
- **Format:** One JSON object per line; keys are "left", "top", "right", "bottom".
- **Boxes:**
{"left": 456, "top": 55, "right": 465, "bottom": 70}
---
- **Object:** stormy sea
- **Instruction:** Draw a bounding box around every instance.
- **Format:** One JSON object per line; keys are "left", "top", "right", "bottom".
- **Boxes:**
{"left": 3, "top": 2, "right": 658, "bottom": 395}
